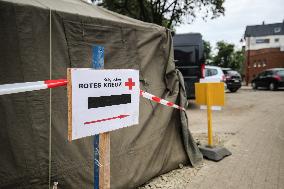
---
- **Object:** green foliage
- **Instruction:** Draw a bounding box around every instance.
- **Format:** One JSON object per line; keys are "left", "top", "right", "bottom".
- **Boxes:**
{"left": 94, "top": 0, "right": 225, "bottom": 29}
{"left": 212, "top": 41, "right": 235, "bottom": 68}
{"left": 203, "top": 40, "right": 212, "bottom": 63}
{"left": 206, "top": 41, "right": 245, "bottom": 72}
{"left": 232, "top": 50, "right": 245, "bottom": 73}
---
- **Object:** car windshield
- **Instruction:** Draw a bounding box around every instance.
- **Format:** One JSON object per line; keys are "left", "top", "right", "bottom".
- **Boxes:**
{"left": 222, "top": 70, "right": 228, "bottom": 74}
{"left": 258, "top": 72, "right": 265, "bottom": 77}
{"left": 276, "top": 70, "right": 284, "bottom": 76}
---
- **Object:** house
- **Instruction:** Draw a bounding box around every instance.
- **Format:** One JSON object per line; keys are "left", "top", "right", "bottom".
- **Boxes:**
{"left": 243, "top": 21, "right": 284, "bottom": 83}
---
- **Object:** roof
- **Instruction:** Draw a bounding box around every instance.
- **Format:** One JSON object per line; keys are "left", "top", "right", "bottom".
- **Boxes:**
{"left": 173, "top": 33, "right": 202, "bottom": 46}
{"left": 244, "top": 22, "right": 284, "bottom": 37}
{"left": 205, "top": 65, "right": 222, "bottom": 69}
{"left": 221, "top": 68, "right": 232, "bottom": 71}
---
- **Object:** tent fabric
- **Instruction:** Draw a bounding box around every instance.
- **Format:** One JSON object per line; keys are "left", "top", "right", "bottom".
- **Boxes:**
{"left": 0, "top": 0, "right": 203, "bottom": 188}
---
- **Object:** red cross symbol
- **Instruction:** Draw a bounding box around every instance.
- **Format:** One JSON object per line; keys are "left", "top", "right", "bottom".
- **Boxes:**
{"left": 125, "top": 78, "right": 135, "bottom": 90}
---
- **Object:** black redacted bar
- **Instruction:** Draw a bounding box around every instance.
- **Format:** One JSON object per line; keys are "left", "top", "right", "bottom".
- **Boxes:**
{"left": 88, "top": 94, "right": 131, "bottom": 109}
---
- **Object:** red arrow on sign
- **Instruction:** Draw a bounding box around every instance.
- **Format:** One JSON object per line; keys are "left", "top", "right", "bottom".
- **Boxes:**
{"left": 84, "top": 114, "right": 129, "bottom": 125}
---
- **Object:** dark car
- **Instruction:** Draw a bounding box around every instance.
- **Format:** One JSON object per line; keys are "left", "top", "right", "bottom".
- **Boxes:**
{"left": 222, "top": 68, "right": 242, "bottom": 92}
{"left": 251, "top": 68, "right": 284, "bottom": 90}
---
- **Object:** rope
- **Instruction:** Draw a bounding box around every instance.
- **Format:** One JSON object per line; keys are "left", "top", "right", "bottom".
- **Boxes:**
{"left": 48, "top": 8, "right": 52, "bottom": 189}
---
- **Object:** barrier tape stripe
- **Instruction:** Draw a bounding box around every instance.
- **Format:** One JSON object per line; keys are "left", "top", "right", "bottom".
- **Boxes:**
{"left": 0, "top": 79, "right": 67, "bottom": 95}
{"left": 140, "top": 90, "right": 185, "bottom": 111}
{"left": 45, "top": 79, "right": 68, "bottom": 88}
{"left": 0, "top": 80, "right": 185, "bottom": 111}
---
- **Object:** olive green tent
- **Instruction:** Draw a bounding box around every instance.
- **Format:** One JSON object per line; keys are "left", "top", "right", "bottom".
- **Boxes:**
{"left": 0, "top": 0, "right": 202, "bottom": 188}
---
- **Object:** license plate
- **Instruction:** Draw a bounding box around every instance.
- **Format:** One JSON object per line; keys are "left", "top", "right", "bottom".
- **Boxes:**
{"left": 234, "top": 80, "right": 239, "bottom": 83}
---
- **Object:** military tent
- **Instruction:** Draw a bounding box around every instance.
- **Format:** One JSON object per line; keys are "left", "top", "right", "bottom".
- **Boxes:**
{"left": 0, "top": 0, "right": 203, "bottom": 188}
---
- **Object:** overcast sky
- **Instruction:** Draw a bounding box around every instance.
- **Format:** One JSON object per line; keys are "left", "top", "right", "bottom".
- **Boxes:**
{"left": 176, "top": 0, "right": 284, "bottom": 50}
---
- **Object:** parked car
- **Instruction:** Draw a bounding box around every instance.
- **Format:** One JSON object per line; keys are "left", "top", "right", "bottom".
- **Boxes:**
{"left": 222, "top": 68, "right": 242, "bottom": 92}
{"left": 251, "top": 68, "right": 284, "bottom": 90}
{"left": 200, "top": 65, "right": 226, "bottom": 83}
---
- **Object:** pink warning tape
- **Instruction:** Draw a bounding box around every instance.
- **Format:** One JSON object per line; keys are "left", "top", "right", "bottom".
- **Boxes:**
{"left": 140, "top": 90, "right": 185, "bottom": 111}
{"left": 0, "top": 80, "right": 185, "bottom": 111}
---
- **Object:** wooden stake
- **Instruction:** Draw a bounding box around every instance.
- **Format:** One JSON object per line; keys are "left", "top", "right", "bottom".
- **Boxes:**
{"left": 99, "top": 133, "right": 110, "bottom": 188}
{"left": 67, "top": 68, "right": 72, "bottom": 141}
{"left": 92, "top": 45, "right": 110, "bottom": 189}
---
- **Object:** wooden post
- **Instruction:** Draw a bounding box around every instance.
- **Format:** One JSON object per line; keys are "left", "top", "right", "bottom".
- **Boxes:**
{"left": 98, "top": 133, "right": 110, "bottom": 188}
{"left": 92, "top": 45, "right": 110, "bottom": 189}
{"left": 67, "top": 69, "right": 72, "bottom": 142}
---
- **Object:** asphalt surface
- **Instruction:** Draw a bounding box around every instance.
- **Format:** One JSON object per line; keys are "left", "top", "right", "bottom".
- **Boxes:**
{"left": 139, "top": 87, "right": 284, "bottom": 189}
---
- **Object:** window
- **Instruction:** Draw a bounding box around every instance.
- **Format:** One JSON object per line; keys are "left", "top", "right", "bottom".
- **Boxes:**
{"left": 258, "top": 71, "right": 265, "bottom": 78}
{"left": 205, "top": 68, "right": 218, "bottom": 77}
{"left": 174, "top": 46, "right": 196, "bottom": 66}
{"left": 257, "top": 60, "right": 262, "bottom": 67}
{"left": 227, "top": 70, "right": 239, "bottom": 75}
{"left": 262, "top": 60, "right": 266, "bottom": 67}
{"left": 266, "top": 71, "right": 273, "bottom": 77}
{"left": 211, "top": 69, "right": 218, "bottom": 76}
{"left": 274, "top": 27, "right": 281, "bottom": 33}
{"left": 222, "top": 70, "right": 228, "bottom": 74}
{"left": 256, "top": 38, "right": 270, "bottom": 44}
{"left": 275, "top": 38, "right": 279, "bottom": 42}
{"left": 277, "top": 70, "right": 284, "bottom": 76}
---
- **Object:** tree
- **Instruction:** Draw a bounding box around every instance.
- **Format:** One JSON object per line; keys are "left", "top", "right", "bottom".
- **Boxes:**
{"left": 212, "top": 41, "right": 234, "bottom": 68}
{"left": 94, "top": 0, "right": 225, "bottom": 29}
{"left": 203, "top": 40, "right": 212, "bottom": 64}
{"left": 231, "top": 50, "right": 245, "bottom": 72}
{"left": 211, "top": 41, "right": 244, "bottom": 72}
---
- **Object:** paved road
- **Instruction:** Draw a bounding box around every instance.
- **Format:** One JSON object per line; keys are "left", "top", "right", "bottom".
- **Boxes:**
{"left": 186, "top": 88, "right": 284, "bottom": 189}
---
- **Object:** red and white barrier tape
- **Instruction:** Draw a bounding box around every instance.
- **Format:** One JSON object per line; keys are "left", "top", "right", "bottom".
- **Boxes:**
{"left": 0, "top": 80, "right": 185, "bottom": 111}
{"left": 140, "top": 90, "right": 185, "bottom": 111}
{"left": 0, "top": 79, "right": 67, "bottom": 95}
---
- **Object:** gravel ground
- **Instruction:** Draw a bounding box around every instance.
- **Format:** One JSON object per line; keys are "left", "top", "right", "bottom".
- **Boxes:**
{"left": 138, "top": 87, "right": 284, "bottom": 188}
{"left": 137, "top": 132, "right": 231, "bottom": 189}
{"left": 137, "top": 163, "right": 205, "bottom": 189}
{"left": 138, "top": 89, "right": 238, "bottom": 189}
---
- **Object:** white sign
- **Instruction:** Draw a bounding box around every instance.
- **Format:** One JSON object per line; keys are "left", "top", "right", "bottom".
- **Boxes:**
{"left": 200, "top": 78, "right": 222, "bottom": 83}
{"left": 68, "top": 69, "right": 139, "bottom": 140}
{"left": 200, "top": 105, "right": 222, "bottom": 111}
